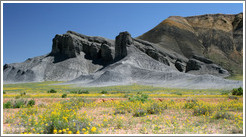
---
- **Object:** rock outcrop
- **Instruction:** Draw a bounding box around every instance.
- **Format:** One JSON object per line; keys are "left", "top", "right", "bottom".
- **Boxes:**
{"left": 50, "top": 31, "right": 115, "bottom": 63}
{"left": 115, "top": 31, "right": 133, "bottom": 60}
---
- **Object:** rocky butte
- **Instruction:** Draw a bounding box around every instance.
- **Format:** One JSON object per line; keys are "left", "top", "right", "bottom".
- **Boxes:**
{"left": 3, "top": 13, "right": 243, "bottom": 89}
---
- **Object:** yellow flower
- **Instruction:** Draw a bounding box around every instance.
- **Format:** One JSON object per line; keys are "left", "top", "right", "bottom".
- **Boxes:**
{"left": 63, "top": 129, "right": 66, "bottom": 132}
{"left": 68, "top": 131, "right": 72, "bottom": 134}
{"left": 76, "top": 130, "right": 80, "bottom": 134}
{"left": 66, "top": 128, "right": 69, "bottom": 131}
{"left": 53, "top": 129, "right": 57, "bottom": 134}
{"left": 91, "top": 127, "right": 97, "bottom": 132}
{"left": 58, "top": 130, "right": 62, "bottom": 133}
{"left": 84, "top": 131, "right": 88, "bottom": 134}
{"left": 82, "top": 128, "right": 86, "bottom": 131}
{"left": 32, "top": 128, "right": 36, "bottom": 132}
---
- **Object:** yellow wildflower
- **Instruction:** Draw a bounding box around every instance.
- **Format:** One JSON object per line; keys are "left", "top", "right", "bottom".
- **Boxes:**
{"left": 68, "top": 131, "right": 72, "bottom": 134}
{"left": 91, "top": 127, "right": 97, "bottom": 132}
{"left": 53, "top": 129, "right": 57, "bottom": 134}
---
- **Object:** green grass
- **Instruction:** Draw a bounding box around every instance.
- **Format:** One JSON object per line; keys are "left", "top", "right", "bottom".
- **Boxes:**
{"left": 225, "top": 74, "right": 243, "bottom": 81}
{"left": 4, "top": 81, "right": 226, "bottom": 95}
{"left": 3, "top": 81, "right": 243, "bottom": 99}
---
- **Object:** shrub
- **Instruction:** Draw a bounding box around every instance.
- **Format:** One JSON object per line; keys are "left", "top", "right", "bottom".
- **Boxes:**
{"left": 20, "top": 91, "right": 26, "bottom": 96}
{"left": 27, "top": 99, "right": 35, "bottom": 107}
{"left": 193, "top": 105, "right": 212, "bottom": 116}
{"left": 62, "top": 94, "right": 67, "bottom": 98}
{"left": 168, "top": 99, "right": 175, "bottom": 104}
{"left": 47, "top": 89, "right": 57, "bottom": 93}
{"left": 13, "top": 98, "right": 27, "bottom": 108}
{"left": 228, "top": 95, "right": 239, "bottom": 100}
{"left": 147, "top": 103, "right": 167, "bottom": 114}
{"left": 15, "top": 95, "right": 21, "bottom": 99}
{"left": 114, "top": 110, "right": 126, "bottom": 115}
{"left": 3, "top": 91, "right": 6, "bottom": 94}
{"left": 213, "top": 112, "right": 231, "bottom": 119}
{"left": 115, "top": 118, "right": 124, "bottom": 129}
{"left": 3, "top": 101, "right": 12, "bottom": 109}
{"left": 35, "top": 101, "right": 93, "bottom": 134}
{"left": 70, "top": 90, "right": 89, "bottom": 94}
{"left": 232, "top": 87, "right": 243, "bottom": 96}
{"left": 174, "top": 92, "right": 182, "bottom": 96}
{"left": 128, "top": 93, "right": 149, "bottom": 103}
{"left": 78, "top": 90, "right": 89, "bottom": 94}
{"left": 133, "top": 109, "right": 147, "bottom": 117}
{"left": 184, "top": 98, "right": 198, "bottom": 109}
{"left": 220, "top": 90, "right": 230, "bottom": 95}
{"left": 101, "top": 90, "right": 108, "bottom": 94}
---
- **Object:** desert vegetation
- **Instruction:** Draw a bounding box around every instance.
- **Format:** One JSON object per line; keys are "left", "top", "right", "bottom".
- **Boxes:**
{"left": 2, "top": 82, "right": 244, "bottom": 134}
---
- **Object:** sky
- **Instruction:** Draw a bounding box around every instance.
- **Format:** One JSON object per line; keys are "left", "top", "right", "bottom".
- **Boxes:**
{"left": 3, "top": 3, "right": 243, "bottom": 64}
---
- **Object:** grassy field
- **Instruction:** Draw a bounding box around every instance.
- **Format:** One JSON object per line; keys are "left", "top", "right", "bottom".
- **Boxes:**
{"left": 2, "top": 82, "right": 244, "bottom": 134}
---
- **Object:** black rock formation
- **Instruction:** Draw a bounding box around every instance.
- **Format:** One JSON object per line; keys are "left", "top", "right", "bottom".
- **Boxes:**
{"left": 115, "top": 31, "right": 133, "bottom": 60}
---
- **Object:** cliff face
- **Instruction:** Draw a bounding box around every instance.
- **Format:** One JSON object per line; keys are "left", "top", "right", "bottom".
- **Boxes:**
{"left": 138, "top": 13, "right": 243, "bottom": 75}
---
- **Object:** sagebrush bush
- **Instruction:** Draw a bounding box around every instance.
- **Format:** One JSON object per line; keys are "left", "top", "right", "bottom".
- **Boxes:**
{"left": 78, "top": 90, "right": 89, "bottom": 94}
{"left": 27, "top": 99, "right": 35, "bottom": 107}
{"left": 128, "top": 93, "right": 149, "bottom": 103}
{"left": 214, "top": 111, "right": 231, "bottom": 119}
{"left": 147, "top": 103, "right": 167, "bottom": 114}
{"left": 101, "top": 90, "right": 108, "bottom": 94}
{"left": 220, "top": 90, "right": 230, "bottom": 95}
{"left": 47, "top": 89, "right": 57, "bottom": 93}
{"left": 193, "top": 105, "right": 212, "bottom": 116}
{"left": 133, "top": 109, "right": 147, "bottom": 117}
{"left": 3, "top": 101, "right": 12, "bottom": 109}
{"left": 4, "top": 98, "right": 36, "bottom": 109}
{"left": 174, "top": 92, "right": 182, "bottom": 96}
{"left": 62, "top": 94, "right": 67, "bottom": 98}
{"left": 232, "top": 87, "right": 243, "bottom": 96}
{"left": 70, "top": 90, "right": 89, "bottom": 94}
{"left": 15, "top": 95, "right": 21, "bottom": 99}
{"left": 228, "top": 95, "right": 239, "bottom": 100}
{"left": 13, "top": 98, "right": 27, "bottom": 108}
{"left": 20, "top": 91, "right": 26, "bottom": 96}
{"left": 184, "top": 98, "right": 198, "bottom": 109}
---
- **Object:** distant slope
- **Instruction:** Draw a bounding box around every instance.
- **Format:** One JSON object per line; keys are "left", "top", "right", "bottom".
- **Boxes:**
{"left": 138, "top": 13, "right": 243, "bottom": 75}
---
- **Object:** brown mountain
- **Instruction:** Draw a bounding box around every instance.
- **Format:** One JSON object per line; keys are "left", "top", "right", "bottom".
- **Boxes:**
{"left": 138, "top": 13, "right": 243, "bottom": 75}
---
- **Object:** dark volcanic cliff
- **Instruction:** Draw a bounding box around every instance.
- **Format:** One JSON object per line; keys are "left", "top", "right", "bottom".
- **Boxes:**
{"left": 138, "top": 13, "right": 243, "bottom": 75}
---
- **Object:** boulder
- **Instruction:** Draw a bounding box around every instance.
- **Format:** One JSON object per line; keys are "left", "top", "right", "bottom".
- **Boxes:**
{"left": 192, "top": 55, "right": 213, "bottom": 64}
{"left": 186, "top": 59, "right": 202, "bottom": 72}
{"left": 175, "top": 60, "right": 186, "bottom": 72}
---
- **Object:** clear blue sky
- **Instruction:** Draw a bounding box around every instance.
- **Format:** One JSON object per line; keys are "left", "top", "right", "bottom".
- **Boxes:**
{"left": 3, "top": 3, "right": 243, "bottom": 64}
